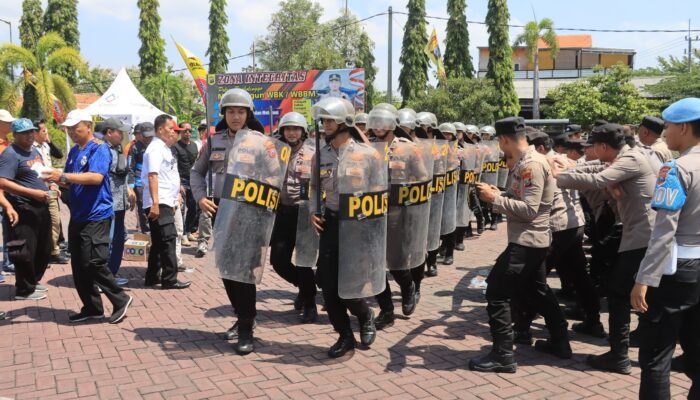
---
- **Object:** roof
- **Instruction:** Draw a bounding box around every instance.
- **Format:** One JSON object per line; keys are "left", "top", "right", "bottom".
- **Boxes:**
{"left": 540, "top": 35, "right": 592, "bottom": 49}
{"left": 75, "top": 93, "right": 100, "bottom": 109}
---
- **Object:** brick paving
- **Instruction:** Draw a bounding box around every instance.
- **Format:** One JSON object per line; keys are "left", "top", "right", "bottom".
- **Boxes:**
{"left": 0, "top": 210, "right": 692, "bottom": 399}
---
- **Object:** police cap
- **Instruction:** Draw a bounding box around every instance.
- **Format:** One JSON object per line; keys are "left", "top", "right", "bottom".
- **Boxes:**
{"left": 565, "top": 124, "right": 582, "bottom": 134}
{"left": 640, "top": 116, "right": 664, "bottom": 134}
{"left": 494, "top": 117, "right": 526, "bottom": 137}
{"left": 589, "top": 123, "right": 625, "bottom": 146}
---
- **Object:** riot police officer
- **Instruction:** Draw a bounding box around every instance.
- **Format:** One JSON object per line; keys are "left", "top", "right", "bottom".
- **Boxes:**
{"left": 437, "top": 123, "right": 459, "bottom": 266}
{"left": 269, "top": 112, "right": 318, "bottom": 323}
{"left": 355, "top": 112, "right": 369, "bottom": 133}
{"left": 477, "top": 125, "right": 497, "bottom": 233}
{"left": 310, "top": 97, "right": 381, "bottom": 358}
{"left": 190, "top": 88, "right": 268, "bottom": 354}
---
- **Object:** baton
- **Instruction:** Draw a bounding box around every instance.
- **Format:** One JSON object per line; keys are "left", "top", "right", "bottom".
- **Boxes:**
{"left": 314, "top": 119, "right": 322, "bottom": 216}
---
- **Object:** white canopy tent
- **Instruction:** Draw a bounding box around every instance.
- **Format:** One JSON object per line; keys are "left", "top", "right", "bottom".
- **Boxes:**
{"left": 82, "top": 67, "right": 167, "bottom": 127}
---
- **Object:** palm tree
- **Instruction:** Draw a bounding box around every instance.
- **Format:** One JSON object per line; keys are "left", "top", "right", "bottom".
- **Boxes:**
{"left": 513, "top": 18, "right": 558, "bottom": 119}
{"left": 0, "top": 32, "right": 86, "bottom": 120}
{"left": 0, "top": 75, "right": 20, "bottom": 114}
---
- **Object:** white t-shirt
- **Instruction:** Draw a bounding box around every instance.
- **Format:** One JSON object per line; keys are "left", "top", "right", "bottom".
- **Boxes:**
{"left": 142, "top": 137, "right": 180, "bottom": 209}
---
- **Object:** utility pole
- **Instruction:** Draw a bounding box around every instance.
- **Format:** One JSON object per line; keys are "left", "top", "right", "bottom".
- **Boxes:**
{"left": 387, "top": 6, "right": 393, "bottom": 104}
{"left": 686, "top": 19, "right": 700, "bottom": 73}
{"left": 0, "top": 19, "right": 13, "bottom": 81}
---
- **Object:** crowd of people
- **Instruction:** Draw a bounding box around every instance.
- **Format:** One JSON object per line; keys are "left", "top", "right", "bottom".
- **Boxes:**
{"left": 0, "top": 90, "right": 698, "bottom": 399}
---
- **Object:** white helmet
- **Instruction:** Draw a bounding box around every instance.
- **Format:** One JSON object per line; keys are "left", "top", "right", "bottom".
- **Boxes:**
{"left": 312, "top": 97, "right": 354, "bottom": 127}
{"left": 465, "top": 124, "right": 479, "bottom": 134}
{"left": 398, "top": 108, "right": 417, "bottom": 130}
{"left": 278, "top": 112, "right": 308, "bottom": 133}
{"left": 355, "top": 112, "right": 369, "bottom": 125}
{"left": 438, "top": 123, "right": 457, "bottom": 136}
{"left": 416, "top": 112, "right": 433, "bottom": 128}
{"left": 428, "top": 113, "right": 439, "bottom": 129}
{"left": 453, "top": 122, "right": 467, "bottom": 132}
{"left": 367, "top": 104, "right": 399, "bottom": 131}
{"left": 480, "top": 125, "right": 496, "bottom": 136}
{"left": 219, "top": 88, "right": 254, "bottom": 113}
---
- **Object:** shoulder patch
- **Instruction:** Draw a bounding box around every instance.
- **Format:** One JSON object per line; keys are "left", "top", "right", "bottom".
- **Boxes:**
{"left": 651, "top": 160, "right": 686, "bottom": 211}
{"left": 521, "top": 167, "right": 533, "bottom": 188}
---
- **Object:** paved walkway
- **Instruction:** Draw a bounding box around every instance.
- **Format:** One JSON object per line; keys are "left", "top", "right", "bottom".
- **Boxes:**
{"left": 0, "top": 211, "right": 692, "bottom": 399}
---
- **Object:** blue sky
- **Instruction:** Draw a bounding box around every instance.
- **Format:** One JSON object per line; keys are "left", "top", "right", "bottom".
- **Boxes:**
{"left": 1, "top": 0, "right": 699, "bottom": 94}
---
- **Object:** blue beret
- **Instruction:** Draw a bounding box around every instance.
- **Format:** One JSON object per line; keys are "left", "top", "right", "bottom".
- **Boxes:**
{"left": 662, "top": 97, "right": 700, "bottom": 123}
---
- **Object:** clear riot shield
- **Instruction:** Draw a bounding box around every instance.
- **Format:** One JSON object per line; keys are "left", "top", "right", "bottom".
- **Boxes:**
{"left": 440, "top": 141, "right": 460, "bottom": 235}
{"left": 386, "top": 138, "right": 434, "bottom": 270}
{"left": 496, "top": 154, "right": 508, "bottom": 188}
{"left": 292, "top": 139, "right": 320, "bottom": 268}
{"left": 457, "top": 144, "right": 478, "bottom": 227}
{"left": 337, "top": 141, "right": 389, "bottom": 299}
{"left": 479, "top": 140, "right": 500, "bottom": 186}
{"left": 427, "top": 139, "right": 447, "bottom": 251}
{"left": 213, "top": 130, "right": 290, "bottom": 284}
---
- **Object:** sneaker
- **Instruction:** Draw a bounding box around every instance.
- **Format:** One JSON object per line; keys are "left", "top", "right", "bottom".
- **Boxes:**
{"left": 195, "top": 242, "right": 207, "bottom": 258}
{"left": 0, "top": 274, "right": 4, "bottom": 283}
{"left": 109, "top": 296, "right": 133, "bottom": 324}
{"left": 181, "top": 235, "right": 191, "bottom": 247}
{"left": 15, "top": 291, "right": 47, "bottom": 300}
{"left": 3, "top": 264, "right": 15, "bottom": 274}
{"left": 34, "top": 284, "right": 49, "bottom": 292}
{"left": 69, "top": 311, "right": 104, "bottom": 323}
{"left": 115, "top": 277, "right": 129, "bottom": 286}
{"left": 177, "top": 265, "right": 195, "bottom": 273}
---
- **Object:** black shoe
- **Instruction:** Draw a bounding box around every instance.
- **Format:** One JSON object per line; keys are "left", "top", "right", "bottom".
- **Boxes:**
{"left": 563, "top": 306, "right": 585, "bottom": 321}
{"left": 572, "top": 320, "right": 607, "bottom": 338}
{"left": 360, "top": 309, "right": 377, "bottom": 346}
{"left": 629, "top": 327, "right": 641, "bottom": 348}
{"left": 586, "top": 351, "right": 632, "bottom": 374}
{"left": 50, "top": 253, "right": 70, "bottom": 264}
{"left": 534, "top": 339, "right": 572, "bottom": 359}
{"left": 489, "top": 222, "right": 498, "bottom": 231}
{"left": 328, "top": 334, "right": 356, "bottom": 358}
{"left": 109, "top": 296, "right": 133, "bottom": 324}
{"left": 144, "top": 277, "right": 161, "bottom": 287}
{"left": 671, "top": 355, "right": 685, "bottom": 373}
{"left": 301, "top": 307, "right": 318, "bottom": 324}
{"left": 236, "top": 320, "right": 255, "bottom": 355}
{"left": 476, "top": 221, "right": 484, "bottom": 235}
{"left": 374, "top": 310, "right": 395, "bottom": 330}
{"left": 161, "top": 280, "right": 191, "bottom": 289}
{"left": 293, "top": 294, "right": 303, "bottom": 311}
{"left": 438, "top": 247, "right": 446, "bottom": 258}
{"left": 224, "top": 320, "right": 257, "bottom": 341}
{"left": 69, "top": 311, "right": 104, "bottom": 323}
{"left": 0, "top": 311, "right": 5, "bottom": 320}
{"left": 468, "top": 351, "right": 517, "bottom": 373}
{"left": 556, "top": 287, "right": 577, "bottom": 301}
{"left": 514, "top": 330, "right": 533, "bottom": 346}
{"left": 401, "top": 284, "right": 417, "bottom": 316}
{"left": 455, "top": 243, "right": 465, "bottom": 251}
{"left": 425, "top": 264, "right": 438, "bottom": 277}
{"left": 465, "top": 226, "right": 474, "bottom": 238}
{"left": 442, "top": 256, "right": 454, "bottom": 265}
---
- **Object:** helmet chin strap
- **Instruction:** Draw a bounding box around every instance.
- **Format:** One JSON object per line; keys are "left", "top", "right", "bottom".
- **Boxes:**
{"left": 324, "top": 125, "right": 347, "bottom": 145}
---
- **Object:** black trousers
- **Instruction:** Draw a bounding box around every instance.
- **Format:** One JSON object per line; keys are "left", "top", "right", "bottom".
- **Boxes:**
{"left": 639, "top": 259, "right": 700, "bottom": 400}
{"left": 145, "top": 205, "right": 179, "bottom": 286}
{"left": 486, "top": 243, "right": 567, "bottom": 349}
{"left": 269, "top": 204, "right": 317, "bottom": 308}
{"left": 440, "top": 232, "right": 455, "bottom": 258}
{"left": 608, "top": 247, "right": 648, "bottom": 358}
{"left": 318, "top": 210, "right": 370, "bottom": 335}
{"left": 10, "top": 203, "right": 51, "bottom": 296}
{"left": 182, "top": 185, "right": 199, "bottom": 234}
{"left": 550, "top": 227, "right": 600, "bottom": 320}
{"left": 427, "top": 249, "right": 438, "bottom": 267}
{"left": 376, "top": 269, "right": 413, "bottom": 312}
{"left": 455, "top": 226, "right": 467, "bottom": 245}
{"left": 223, "top": 278, "right": 257, "bottom": 320}
{"left": 134, "top": 186, "right": 150, "bottom": 233}
{"left": 69, "top": 218, "right": 129, "bottom": 314}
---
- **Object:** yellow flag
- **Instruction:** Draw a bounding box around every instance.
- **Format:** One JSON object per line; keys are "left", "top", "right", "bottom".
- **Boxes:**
{"left": 173, "top": 39, "right": 209, "bottom": 105}
{"left": 424, "top": 28, "right": 447, "bottom": 84}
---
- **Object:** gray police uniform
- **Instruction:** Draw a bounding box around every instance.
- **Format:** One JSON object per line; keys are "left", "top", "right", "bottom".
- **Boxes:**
{"left": 636, "top": 146, "right": 700, "bottom": 399}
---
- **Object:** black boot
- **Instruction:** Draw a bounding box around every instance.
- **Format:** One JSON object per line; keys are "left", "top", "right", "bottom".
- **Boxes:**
{"left": 374, "top": 309, "right": 395, "bottom": 330}
{"left": 455, "top": 242, "right": 465, "bottom": 251}
{"left": 426, "top": 264, "right": 437, "bottom": 277}
{"left": 401, "top": 283, "right": 417, "bottom": 316}
{"left": 534, "top": 338, "right": 573, "bottom": 359}
{"left": 236, "top": 319, "right": 255, "bottom": 355}
{"left": 514, "top": 330, "right": 533, "bottom": 346}
{"left": 476, "top": 220, "right": 484, "bottom": 235}
{"left": 360, "top": 309, "right": 377, "bottom": 346}
{"left": 465, "top": 225, "right": 474, "bottom": 238}
{"left": 224, "top": 319, "right": 256, "bottom": 341}
{"left": 572, "top": 319, "right": 607, "bottom": 338}
{"left": 469, "top": 335, "right": 517, "bottom": 373}
{"left": 293, "top": 293, "right": 303, "bottom": 311}
{"left": 301, "top": 306, "right": 318, "bottom": 324}
{"left": 328, "top": 333, "right": 356, "bottom": 358}
{"left": 586, "top": 351, "right": 632, "bottom": 374}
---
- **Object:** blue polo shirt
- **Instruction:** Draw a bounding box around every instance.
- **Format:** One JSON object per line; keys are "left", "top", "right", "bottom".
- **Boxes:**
{"left": 0, "top": 144, "right": 49, "bottom": 206}
{"left": 64, "top": 139, "right": 113, "bottom": 223}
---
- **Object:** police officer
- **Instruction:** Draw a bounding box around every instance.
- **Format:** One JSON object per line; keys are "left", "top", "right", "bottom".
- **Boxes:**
{"left": 190, "top": 88, "right": 266, "bottom": 353}
{"left": 638, "top": 116, "right": 673, "bottom": 162}
{"left": 310, "top": 97, "right": 378, "bottom": 358}
{"left": 462, "top": 124, "right": 483, "bottom": 238}
{"left": 355, "top": 112, "right": 369, "bottom": 133}
{"left": 370, "top": 104, "right": 429, "bottom": 330}
{"left": 477, "top": 125, "right": 496, "bottom": 233}
{"left": 630, "top": 98, "right": 700, "bottom": 399}
{"left": 269, "top": 112, "right": 318, "bottom": 323}
{"left": 469, "top": 117, "right": 571, "bottom": 373}
{"left": 453, "top": 122, "right": 468, "bottom": 249}
{"left": 552, "top": 123, "right": 657, "bottom": 374}
{"left": 437, "top": 123, "right": 458, "bottom": 266}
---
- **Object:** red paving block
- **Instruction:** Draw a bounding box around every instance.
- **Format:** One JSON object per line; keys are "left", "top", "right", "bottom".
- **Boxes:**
{"left": 0, "top": 209, "right": 693, "bottom": 399}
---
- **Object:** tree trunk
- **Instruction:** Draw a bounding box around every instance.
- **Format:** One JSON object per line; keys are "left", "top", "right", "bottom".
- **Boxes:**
{"left": 533, "top": 52, "right": 540, "bottom": 119}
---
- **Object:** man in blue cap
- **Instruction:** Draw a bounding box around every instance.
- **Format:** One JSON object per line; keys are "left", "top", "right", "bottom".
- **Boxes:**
{"left": 631, "top": 97, "right": 700, "bottom": 399}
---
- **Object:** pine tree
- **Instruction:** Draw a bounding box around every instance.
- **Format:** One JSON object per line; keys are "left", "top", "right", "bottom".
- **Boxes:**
{"left": 398, "top": 0, "right": 429, "bottom": 106}
{"left": 206, "top": 0, "right": 230, "bottom": 74}
{"left": 356, "top": 32, "right": 377, "bottom": 110}
{"left": 444, "top": 0, "right": 473, "bottom": 78}
{"left": 137, "top": 0, "right": 167, "bottom": 79}
{"left": 20, "top": 0, "right": 43, "bottom": 50}
{"left": 485, "top": 0, "right": 520, "bottom": 118}
{"left": 43, "top": 0, "right": 80, "bottom": 84}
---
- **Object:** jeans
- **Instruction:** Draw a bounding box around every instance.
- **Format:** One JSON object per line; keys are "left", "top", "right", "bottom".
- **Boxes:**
{"left": 107, "top": 210, "right": 127, "bottom": 275}
{"left": 1, "top": 209, "right": 12, "bottom": 269}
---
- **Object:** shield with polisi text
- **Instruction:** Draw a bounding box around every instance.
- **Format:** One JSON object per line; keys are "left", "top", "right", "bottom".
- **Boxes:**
{"left": 292, "top": 139, "right": 320, "bottom": 268}
{"left": 427, "top": 139, "right": 447, "bottom": 251}
{"left": 479, "top": 140, "right": 500, "bottom": 186}
{"left": 457, "top": 144, "right": 478, "bottom": 227}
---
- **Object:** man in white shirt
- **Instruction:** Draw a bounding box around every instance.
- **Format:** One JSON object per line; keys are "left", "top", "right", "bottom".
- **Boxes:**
{"left": 141, "top": 115, "right": 190, "bottom": 289}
